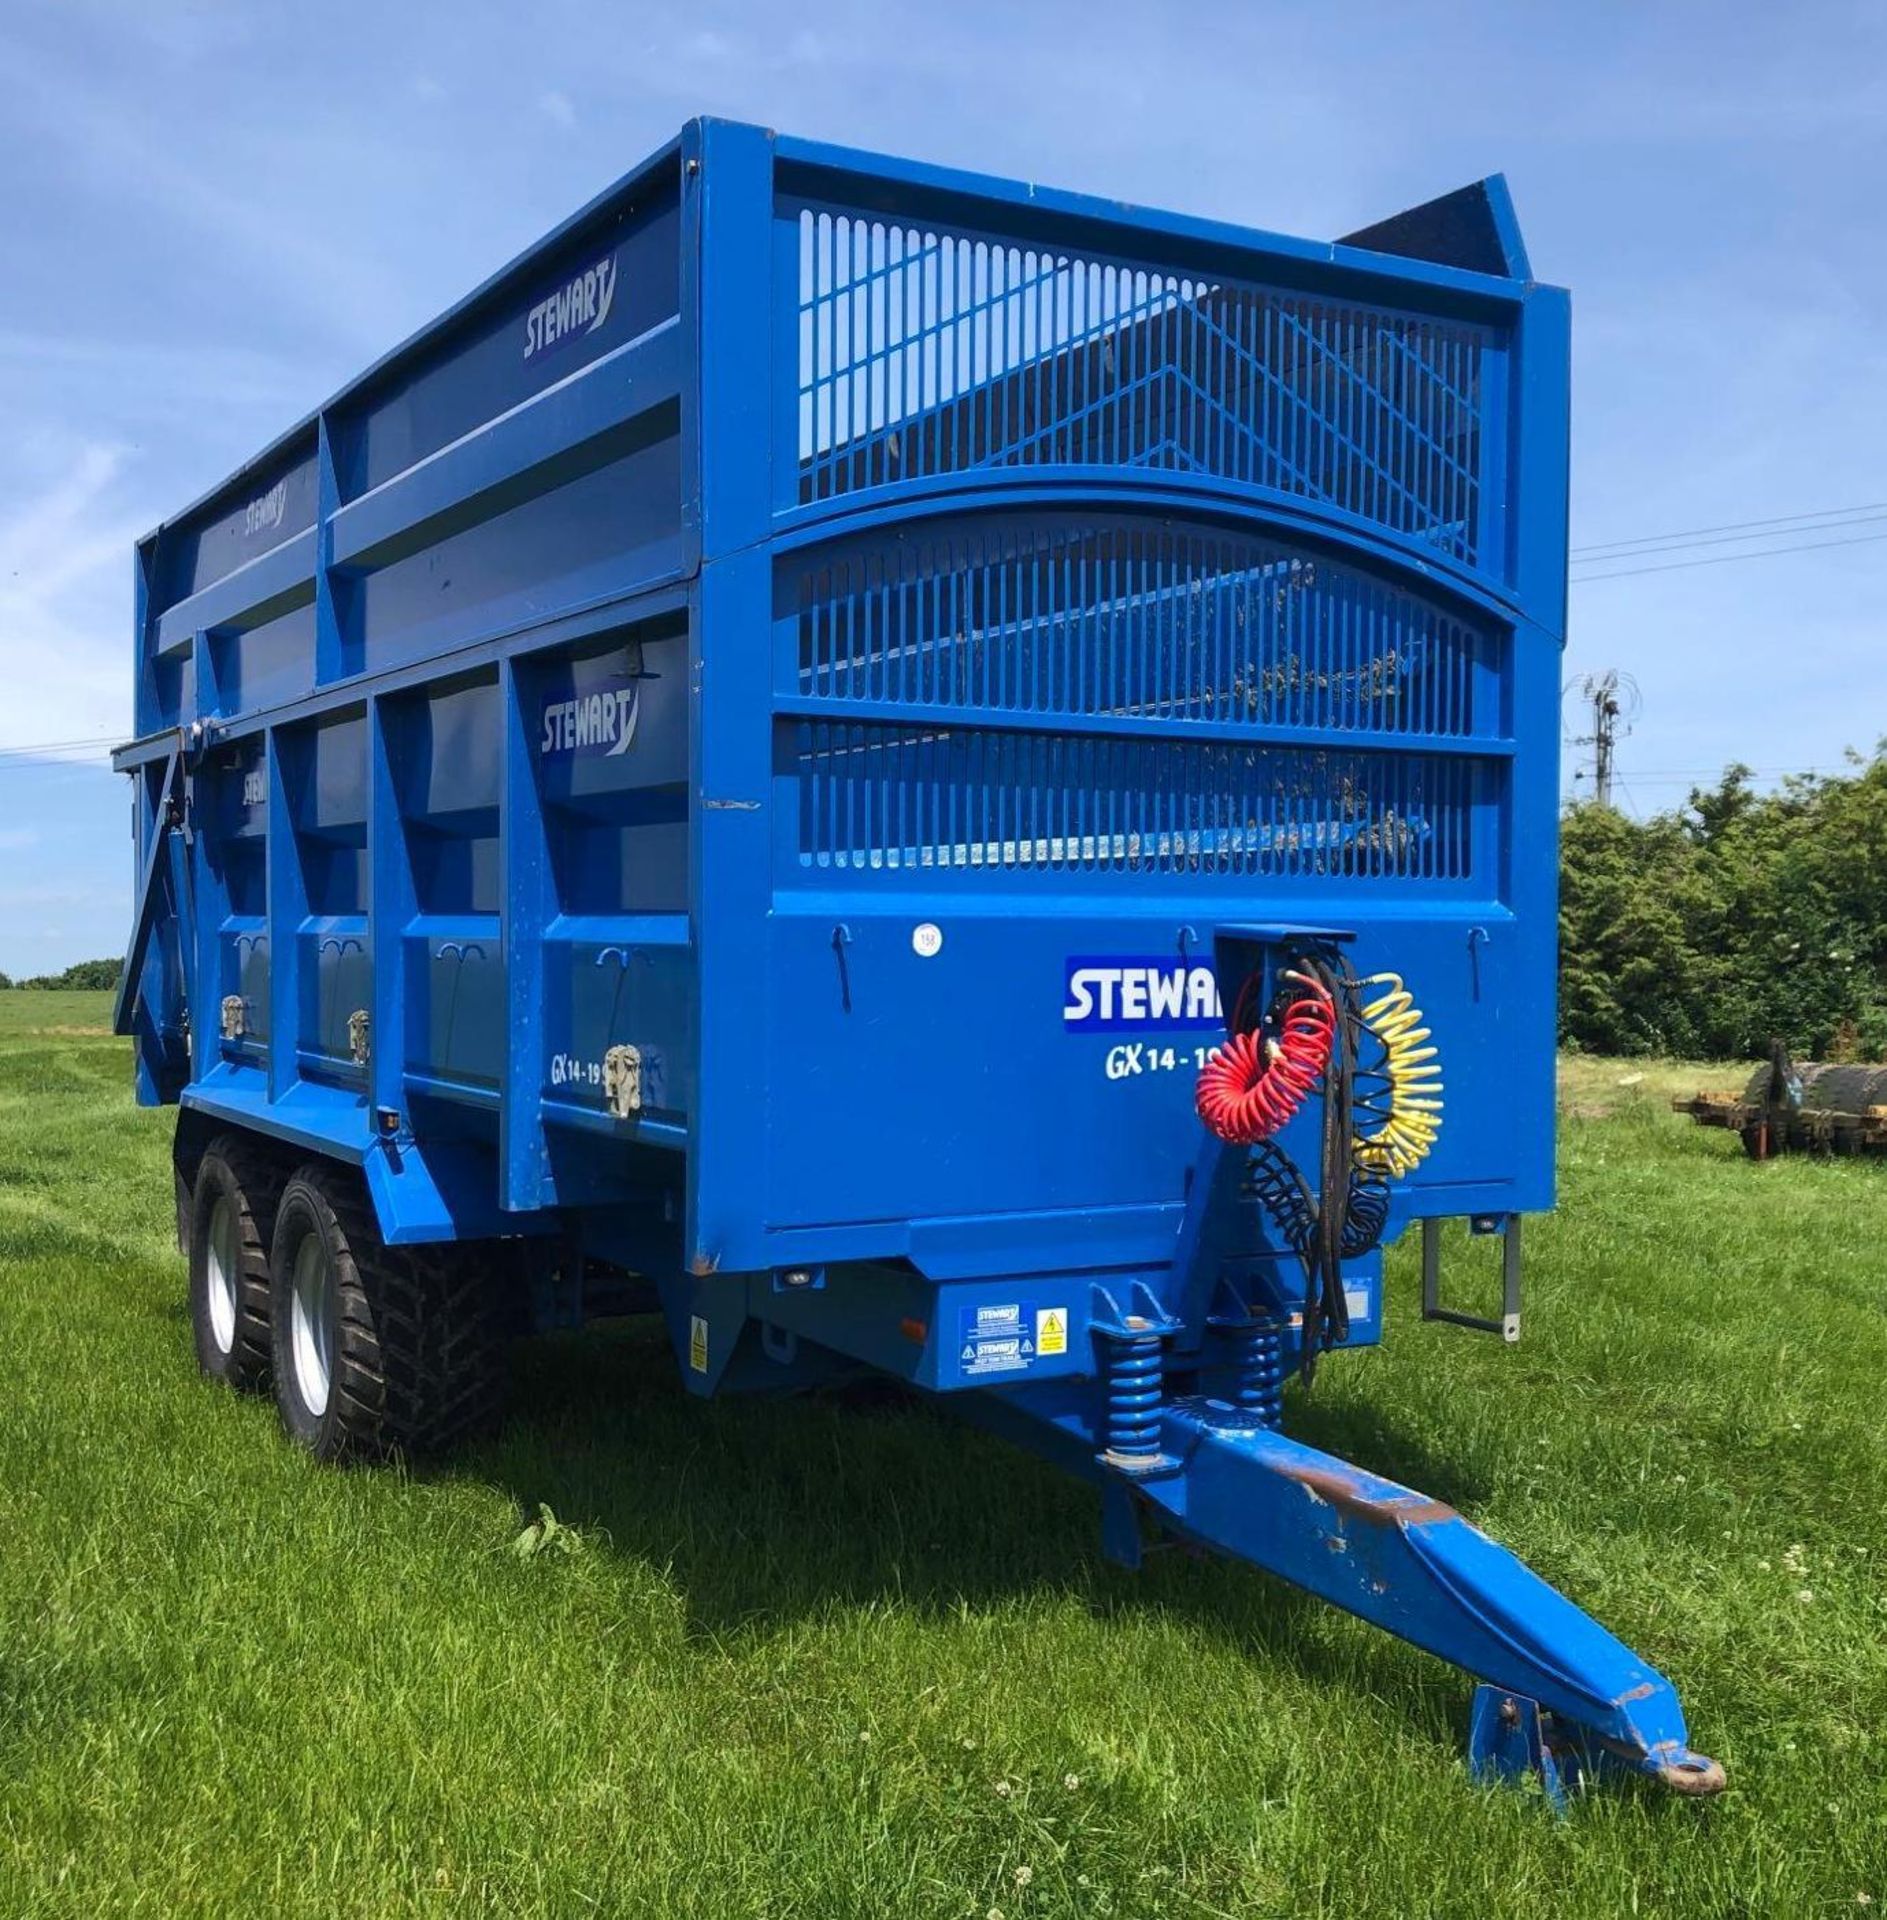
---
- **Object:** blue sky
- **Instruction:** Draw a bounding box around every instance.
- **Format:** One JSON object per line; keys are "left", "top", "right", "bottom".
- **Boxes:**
{"left": 2, "top": 0, "right": 1884, "bottom": 973}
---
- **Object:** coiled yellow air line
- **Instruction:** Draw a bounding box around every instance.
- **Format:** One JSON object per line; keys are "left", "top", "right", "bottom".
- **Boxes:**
{"left": 1353, "top": 973, "right": 1443, "bottom": 1177}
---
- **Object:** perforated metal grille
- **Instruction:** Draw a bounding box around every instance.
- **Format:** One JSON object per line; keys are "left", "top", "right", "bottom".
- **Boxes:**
{"left": 793, "top": 723, "right": 1482, "bottom": 881}
{"left": 794, "top": 210, "right": 1495, "bottom": 566}
{"left": 795, "top": 515, "right": 1492, "bottom": 739}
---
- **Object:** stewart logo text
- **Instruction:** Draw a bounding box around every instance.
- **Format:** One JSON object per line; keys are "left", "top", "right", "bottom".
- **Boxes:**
{"left": 243, "top": 479, "right": 287, "bottom": 538}
{"left": 524, "top": 252, "right": 618, "bottom": 361}
{"left": 1062, "top": 958, "right": 1223, "bottom": 1033}
{"left": 541, "top": 686, "right": 640, "bottom": 759}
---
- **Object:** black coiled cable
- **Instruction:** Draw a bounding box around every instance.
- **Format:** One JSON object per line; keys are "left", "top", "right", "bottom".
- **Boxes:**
{"left": 1238, "top": 949, "right": 1393, "bottom": 1388}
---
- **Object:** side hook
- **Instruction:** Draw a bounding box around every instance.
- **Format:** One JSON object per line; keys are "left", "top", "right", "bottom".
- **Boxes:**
{"left": 832, "top": 923, "right": 853, "bottom": 1014}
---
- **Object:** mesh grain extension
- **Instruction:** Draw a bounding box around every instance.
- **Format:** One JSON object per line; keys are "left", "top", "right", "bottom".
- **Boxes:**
{"left": 794, "top": 514, "right": 1496, "bottom": 739}
{"left": 794, "top": 209, "right": 1496, "bottom": 568}
{"left": 793, "top": 723, "right": 1483, "bottom": 881}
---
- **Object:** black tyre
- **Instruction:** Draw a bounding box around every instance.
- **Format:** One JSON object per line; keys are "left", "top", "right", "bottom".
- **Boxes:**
{"left": 268, "top": 1164, "right": 506, "bottom": 1462}
{"left": 188, "top": 1134, "right": 283, "bottom": 1390}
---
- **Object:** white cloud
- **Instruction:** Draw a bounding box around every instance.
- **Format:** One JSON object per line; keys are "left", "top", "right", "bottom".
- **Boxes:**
{"left": 539, "top": 88, "right": 576, "bottom": 128}
{"left": 0, "top": 435, "right": 139, "bottom": 753}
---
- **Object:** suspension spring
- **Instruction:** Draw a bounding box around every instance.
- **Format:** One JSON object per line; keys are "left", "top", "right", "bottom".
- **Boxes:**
{"left": 1104, "top": 1322, "right": 1166, "bottom": 1461}
{"left": 1227, "top": 1314, "right": 1285, "bottom": 1429}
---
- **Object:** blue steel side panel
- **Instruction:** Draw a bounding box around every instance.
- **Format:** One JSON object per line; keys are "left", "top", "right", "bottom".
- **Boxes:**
{"left": 125, "top": 132, "right": 697, "bottom": 1241}
{"left": 338, "top": 201, "right": 681, "bottom": 497}
{"left": 207, "top": 597, "right": 318, "bottom": 717}
{"left": 350, "top": 423, "right": 683, "bottom": 681}
{"left": 158, "top": 442, "right": 320, "bottom": 607}
{"left": 132, "top": 145, "right": 690, "bottom": 754}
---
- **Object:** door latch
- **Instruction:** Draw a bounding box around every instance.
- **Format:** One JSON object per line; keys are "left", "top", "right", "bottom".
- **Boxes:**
{"left": 603, "top": 1043, "right": 643, "bottom": 1119}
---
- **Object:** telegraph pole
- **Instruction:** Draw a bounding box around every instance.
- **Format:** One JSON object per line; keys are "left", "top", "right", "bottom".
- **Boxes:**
{"left": 1567, "top": 670, "right": 1638, "bottom": 809}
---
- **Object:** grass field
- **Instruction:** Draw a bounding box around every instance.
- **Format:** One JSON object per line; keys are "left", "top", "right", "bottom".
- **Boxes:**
{"left": 1, "top": 995, "right": 1884, "bottom": 1915}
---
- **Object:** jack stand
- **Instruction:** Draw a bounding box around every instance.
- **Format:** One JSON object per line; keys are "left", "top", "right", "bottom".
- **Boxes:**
{"left": 1422, "top": 1214, "right": 1522, "bottom": 1343}
{"left": 1468, "top": 1684, "right": 1726, "bottom": 1812}
{"left": 1100, "top": 1482, "right": 1144, "bottom": 1570}
{"left": 1469, "top": 1686, "right": 1575, "bottom": 1811}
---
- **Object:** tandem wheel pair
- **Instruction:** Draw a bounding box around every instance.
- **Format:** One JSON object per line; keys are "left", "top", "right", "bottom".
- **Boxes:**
{"left": 183, "top": 1131, "right": 506, "bottom": 1460}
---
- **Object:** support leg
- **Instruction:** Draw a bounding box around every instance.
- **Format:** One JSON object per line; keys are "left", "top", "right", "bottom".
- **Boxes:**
{"left": 1469, "top": 1686, "right": 1572, "bottom": 1812}
{"left": 1422, "top": 1214, "right": 1523, "bottom": 1343}
{"left": 1501, "top": 1215, "right": 1523, "bottom": 1344}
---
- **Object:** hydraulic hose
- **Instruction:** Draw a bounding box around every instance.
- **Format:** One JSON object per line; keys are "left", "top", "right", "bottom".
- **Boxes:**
{"left": 1196, "top": 953, "right": 1428, "bottom": 1390}
{"left": 1195, "top": 971, "right": 1335, "bottom": 1144}
{"left": 1352, "top": 973, "right": 1444, "bottom": 1177}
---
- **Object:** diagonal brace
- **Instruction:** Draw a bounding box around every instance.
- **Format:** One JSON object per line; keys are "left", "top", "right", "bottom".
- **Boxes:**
{"left": 113, "top": 743, "right": 186, "bottom": 1041}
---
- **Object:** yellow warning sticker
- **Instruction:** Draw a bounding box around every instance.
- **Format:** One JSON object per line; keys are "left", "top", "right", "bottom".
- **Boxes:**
{"left": 1036, "top": 1307, "right": 1067, "bottom": 1357}
{"left": 689, "top": 1314, "right": 708, "bottom": 1373}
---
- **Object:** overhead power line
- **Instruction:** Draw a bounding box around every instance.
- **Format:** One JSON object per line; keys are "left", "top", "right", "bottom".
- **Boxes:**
{"left": 1572, "top": 499, "right": 1887, "bottom": 558}
{"left": 0, "top": 758, "right": 115, "bottom": 776}
{"left": 1571, "top": 527, "right": 1887, "bottom": 583}
{"left": 0, "top": 734, "right": 120, "bottom": 760}
{"left": 0, "top": 740, "right": 118, "bottom": 776}
{"left": 1618, "top": 764, "right": 1843, "bottom": 778}
{"left": 1572, "top": 510, "right": 1887, "bottom": 566}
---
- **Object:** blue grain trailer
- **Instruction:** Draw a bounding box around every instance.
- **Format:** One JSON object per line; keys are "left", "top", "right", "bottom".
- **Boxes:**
{"left": 114, "top": 120, "right": 1720, "bottom": 1802}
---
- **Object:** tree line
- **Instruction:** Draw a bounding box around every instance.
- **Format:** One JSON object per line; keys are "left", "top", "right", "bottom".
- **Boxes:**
{"left": 0, "top": 959, "right": 122, "bottom": 992}
{"left": 1560, "top": 755, "right": 1887, "bottom": 1060}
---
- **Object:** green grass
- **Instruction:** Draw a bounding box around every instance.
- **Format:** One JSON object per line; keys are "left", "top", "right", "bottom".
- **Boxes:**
{"left": 2, "top": 996, "right": 1885, "bottom": 1915}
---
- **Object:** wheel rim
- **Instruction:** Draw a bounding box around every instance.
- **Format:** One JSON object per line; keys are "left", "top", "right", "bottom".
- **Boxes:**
{"left": 205, "top": 1196, "right": 238, "bottom": 1355}
{"left": 289, "top": 1229, "right": 335, "bottom": 1417}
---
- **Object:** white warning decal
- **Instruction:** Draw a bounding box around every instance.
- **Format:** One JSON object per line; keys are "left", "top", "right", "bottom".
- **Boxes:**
{"left": 957, "top": 1303, "right": 1034, "bottom": 1376}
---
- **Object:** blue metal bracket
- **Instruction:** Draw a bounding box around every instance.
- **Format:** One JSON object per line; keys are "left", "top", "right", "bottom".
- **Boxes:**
{"left": 1469, "top": 1686, "right": 1573, "bottom": 1811}
{"left": 1468, "top": 1684, "right": 1726, "bottom": 1811}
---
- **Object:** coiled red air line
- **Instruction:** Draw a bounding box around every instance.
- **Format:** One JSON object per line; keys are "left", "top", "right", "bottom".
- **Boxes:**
{"left": 1195, "top": 970, "right": 1336, "bottom": 1144}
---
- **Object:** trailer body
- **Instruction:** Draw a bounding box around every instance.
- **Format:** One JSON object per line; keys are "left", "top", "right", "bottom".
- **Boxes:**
{"left": 116, "top": 121, "right": 1718, "bottom": 1798}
